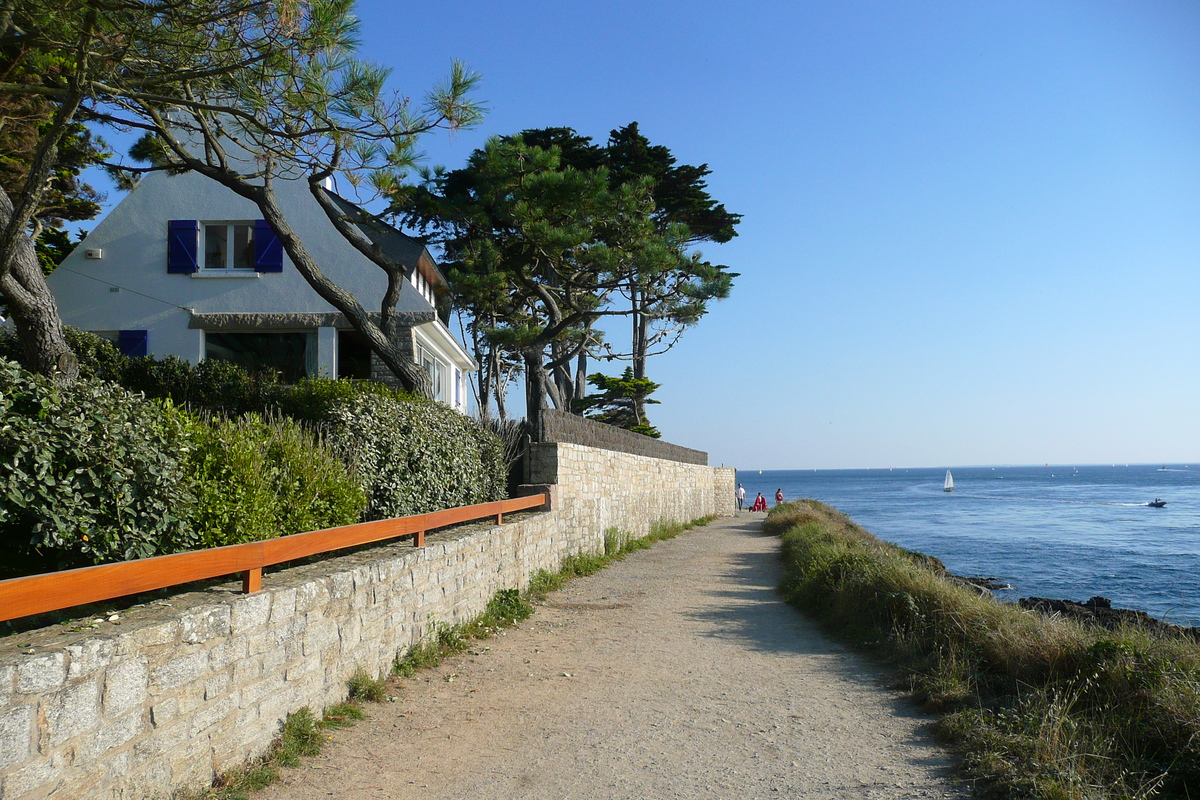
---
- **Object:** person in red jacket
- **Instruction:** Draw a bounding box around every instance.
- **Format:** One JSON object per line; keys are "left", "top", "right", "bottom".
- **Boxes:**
{"left": 775, "top": 489, "right": 784, "bottom": 506}
{"left": 751, "top": 492, "right": 767, "bottom": 512}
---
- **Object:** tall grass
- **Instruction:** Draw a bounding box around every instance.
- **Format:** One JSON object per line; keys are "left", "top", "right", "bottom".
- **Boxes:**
{"left": 770, "top": 500, "right": 1200, "bottom": 800}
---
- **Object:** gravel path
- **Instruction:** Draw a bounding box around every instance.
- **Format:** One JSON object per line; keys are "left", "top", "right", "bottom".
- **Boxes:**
{"left": 260, "top": 513, "right": 968, "bottom": 800}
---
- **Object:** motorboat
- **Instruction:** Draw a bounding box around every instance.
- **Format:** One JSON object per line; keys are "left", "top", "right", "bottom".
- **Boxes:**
{"left": 1148, "top": 499, "right": 1167, "bottom": 508}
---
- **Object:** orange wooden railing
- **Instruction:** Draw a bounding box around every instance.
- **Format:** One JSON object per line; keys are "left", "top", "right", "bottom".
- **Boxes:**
{"left": 0, "top": 493, "right": 548, "bottom": 624}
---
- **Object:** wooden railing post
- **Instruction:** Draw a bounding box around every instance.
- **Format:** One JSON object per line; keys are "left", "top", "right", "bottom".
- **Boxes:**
{"left": 495, "top": 512, "right": 503, "bottom": 525}
{"left": 413, "top": 530, "right": 425, "bottom": 548}
{"left": 241, "top": 567, "right": 262, "bottom": 594}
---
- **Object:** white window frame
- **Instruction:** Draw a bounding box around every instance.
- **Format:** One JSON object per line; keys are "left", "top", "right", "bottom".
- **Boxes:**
{"left": 418, "top": 343, "right": 449, "bottom": 403}
{"left": 200, "top": 221, "right": 257, "bottom": 272}
{"left": 411, "top": 269, "right": 437, "bottom": 305}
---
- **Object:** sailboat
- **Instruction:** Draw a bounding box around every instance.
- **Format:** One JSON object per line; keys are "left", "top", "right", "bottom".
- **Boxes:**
{"left": 943, "top": 469, "right": 955, "bottom": 493}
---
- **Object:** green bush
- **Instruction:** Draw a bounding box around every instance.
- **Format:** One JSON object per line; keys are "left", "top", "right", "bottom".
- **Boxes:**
{"left": 0, "top": 358, "right": 197, "bottom": 573}
{"left": 123, "top": 355, "right": 282, "bottom": 416}
{"left": 323, "top": 392, "right": 507, "bottom": 520}
{"left": 773, "top": 499, "right": 1200, "bottom": 800}
{"left": 183, "top": 414, "right": 365, "bottom": 549}
{"left": 0, "top": 328, "right": 508, "bottom": 574}
{"left": 0, "top": 327, "right": 127, "bottom": 382}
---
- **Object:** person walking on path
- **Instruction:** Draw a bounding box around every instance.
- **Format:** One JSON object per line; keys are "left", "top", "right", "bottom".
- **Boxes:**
{"left": 736, "top": 483, "right": 746, "bottom": 511}
{"left": 775, "top": 488, "right": 784, "bottom": 506}
{"left": 751, "top": 492, "right": 767, "bottom": 512}
{"left": 258, "top": 515, "right": 965, "bottom": 800}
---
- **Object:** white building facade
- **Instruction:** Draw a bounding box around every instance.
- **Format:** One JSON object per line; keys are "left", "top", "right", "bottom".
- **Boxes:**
{"left": 48, "top": 169, "right": 474, "bottom": 411}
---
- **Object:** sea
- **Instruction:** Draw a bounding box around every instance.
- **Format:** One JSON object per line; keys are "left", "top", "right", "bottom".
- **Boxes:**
{"left": 736, "top": 464, "right": 1200, "bottom": 627}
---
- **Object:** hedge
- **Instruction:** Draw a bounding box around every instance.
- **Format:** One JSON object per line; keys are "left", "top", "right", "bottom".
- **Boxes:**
{"left": 183, "top": 414, "right": 365, "bottom": 549}
{"left": 0, "top": 359, "right": 197, "bottom": 574}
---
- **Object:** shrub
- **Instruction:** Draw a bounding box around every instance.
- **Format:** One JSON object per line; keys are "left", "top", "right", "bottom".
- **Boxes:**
{"left": 0, "top": 359, "right": 196, "bottom": 573}
{"left": 773, "top": 499, "right": 1200, "bottom": 799}
{"left": 123, "top": 355, "right": 281, "bottom": 416}
{"left": 0, "top": 327, "right": 127, "bottom": 382}
{"left": 323, "top": 393, "right": 506, "bottom": 520}
{"left": 183, "top": 414, "right": 365, "bottom": 548}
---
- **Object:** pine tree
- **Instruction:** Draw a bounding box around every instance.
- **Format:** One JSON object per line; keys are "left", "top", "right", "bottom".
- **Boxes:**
{"left": 574, "top": 367, "right": 662, "bottom": 438}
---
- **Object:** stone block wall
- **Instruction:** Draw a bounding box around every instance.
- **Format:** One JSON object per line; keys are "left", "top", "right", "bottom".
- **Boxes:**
{"left": 0, "top": 443, "right": 734, "bottom": 800}
{"left": 538, "top": 409, "right": 708, "bottom": 466}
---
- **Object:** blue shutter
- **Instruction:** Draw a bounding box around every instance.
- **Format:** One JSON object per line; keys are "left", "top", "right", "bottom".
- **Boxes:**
{"left": 253, "top": 219, "right": 283, "bottom": 272}
{"left": 167, "top": 220, "right": 199, "bottom": 273}
{"left": 117, "top": 330, "right": 148, "bottom": 357}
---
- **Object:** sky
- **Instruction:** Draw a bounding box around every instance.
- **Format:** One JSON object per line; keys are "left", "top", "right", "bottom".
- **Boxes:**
{"left": 87, "top": 1, "right": 1200, "bottom": 470}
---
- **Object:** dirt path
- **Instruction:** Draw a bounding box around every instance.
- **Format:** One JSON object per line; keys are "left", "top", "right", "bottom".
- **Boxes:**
{"left": 260, "top": 514, "right": 968, "bottom": 800}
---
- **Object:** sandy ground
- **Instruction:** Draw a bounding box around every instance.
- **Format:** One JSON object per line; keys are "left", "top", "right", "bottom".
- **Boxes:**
{"left": 259, "top": 513, "right": 969, "bottom": 800}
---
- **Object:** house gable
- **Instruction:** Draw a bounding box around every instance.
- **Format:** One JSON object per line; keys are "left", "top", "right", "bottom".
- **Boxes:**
{"left": 48, "top": 171, "right": 474, "bottom": 411}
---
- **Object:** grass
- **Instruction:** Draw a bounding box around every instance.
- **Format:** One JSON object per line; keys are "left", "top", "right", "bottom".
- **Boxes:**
{"left": 769, "top": 499, "right": 1200, "bottom": 800}
{"left": 177, "top": 679, "right": 379, "bottom": 799}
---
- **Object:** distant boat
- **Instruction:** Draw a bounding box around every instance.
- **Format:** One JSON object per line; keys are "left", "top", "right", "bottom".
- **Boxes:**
{"left": 943, "top": 470, "right": 955, "bottom": 493}
{"left": 1148, "top": 499, "right": 1167, "bottom": 508}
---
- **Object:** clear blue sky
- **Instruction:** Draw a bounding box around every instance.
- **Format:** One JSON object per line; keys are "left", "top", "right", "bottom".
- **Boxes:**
{"left": 91, "top": 1, "right": 1200, "bottom": 469}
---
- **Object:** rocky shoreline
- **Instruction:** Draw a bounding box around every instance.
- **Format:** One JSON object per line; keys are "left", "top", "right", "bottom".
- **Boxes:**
{"left": 1017, "top": 595, "right": 1200, "bottom": 641}
{"left": 946, "top": 574, "right": 1200, "bottom": 640}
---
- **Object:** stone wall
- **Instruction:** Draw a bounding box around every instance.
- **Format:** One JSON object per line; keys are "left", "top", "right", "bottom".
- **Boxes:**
{"left": 538, "top": 409, "right": 708, "bottom": 466}
{"left": 0, "top": 443, "right": 735, "bottom": 800}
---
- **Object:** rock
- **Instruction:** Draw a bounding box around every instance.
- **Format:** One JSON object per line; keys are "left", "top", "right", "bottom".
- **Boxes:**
{"left": 1018, "top": 596, "right": 1200, "bottom": 640}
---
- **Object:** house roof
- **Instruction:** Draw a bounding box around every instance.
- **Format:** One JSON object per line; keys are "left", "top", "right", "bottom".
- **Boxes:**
{"left": 320, "top": 190, "right": 448, "bottom": 290}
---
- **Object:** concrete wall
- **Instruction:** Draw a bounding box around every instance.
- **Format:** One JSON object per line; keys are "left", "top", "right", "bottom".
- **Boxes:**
{"left": 0, "top": 444, "right": 735, "bottom": 800}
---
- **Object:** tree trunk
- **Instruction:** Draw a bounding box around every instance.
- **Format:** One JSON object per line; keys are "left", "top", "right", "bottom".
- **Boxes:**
{"left": 632, "top": 307, "right": 649, "bottom": 423}
{"left": 574, "top": 350, "right": 587, "bottom": 403}
{"left": 0, "top": 190, "right": 77, "bottom": 381}
{"left": 550, "top": 339, "right": 573, "bottom": 409}
{"left": 254, "top": 180, "right": 433, "bottom": 396}
{"left": 523, "top": 347, "right": 548, "bottom": 441}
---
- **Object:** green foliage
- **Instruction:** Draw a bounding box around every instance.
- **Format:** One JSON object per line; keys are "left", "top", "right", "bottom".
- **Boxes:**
{"left": 321, "top": 701, "right": 367, "bottom": 729}
{"left": 574, "top": 367, "right": 661, "bottom": 437}
{"left": 0, "top": 359, "right": 197, "bottom": 574}
{"left": 274, "top": 709, "right": 324, "bottom": 768}
{"left": 178, "top": 696, "right": 373, "bottom": 800}
{"left": 397, "top": 134, "right": 707, "bottom": 423}
{"left": 772, "top": 499, "right": 1200, "bottom": 799}
{"left": 323, "top": 392, "right": 506, "bottom": 520}
{"left": 122, "top": 355, "right": 281, "bottom": 416}
{"left": 0, "top": 333, "right": 503, "bottom": 574}
{"left": 34, "top": 227, "right": 83, "bottom": 275}
{"left": 481, "top": 588, "right": 533, "bottom": 626}
{"left": 183, "top": 414, "right": 364, "bottom": 549}
{"left": 346, "top": 669, "right": 387, "bottom": 704}
{"left": 0, "top": 327, "right": 126, "bottom": 382}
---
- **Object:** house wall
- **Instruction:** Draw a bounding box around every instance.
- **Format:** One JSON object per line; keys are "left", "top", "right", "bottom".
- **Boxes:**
{"left": 45, "top": 170, "right": 471, "bottom": 404}
{"left": 0, "top": 444, "right": 735, "bottom": 800}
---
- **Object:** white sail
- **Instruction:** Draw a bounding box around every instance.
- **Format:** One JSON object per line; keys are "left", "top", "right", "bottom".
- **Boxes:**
{"left": 943, "top": 470, "right": 955, "bottom": 492}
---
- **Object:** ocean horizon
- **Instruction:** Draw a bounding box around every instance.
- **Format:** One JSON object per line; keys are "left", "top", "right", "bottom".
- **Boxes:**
{"left": 735, "top": 463, "right": 1200, "bottom": 626}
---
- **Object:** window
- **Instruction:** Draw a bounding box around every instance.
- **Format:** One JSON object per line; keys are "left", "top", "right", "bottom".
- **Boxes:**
{"left": 203, "top": 223, "right": 255, "bottom": 270}
{"left": 205, "top": 331, "right": 315, "bottom": 382}
{"left": 117, "top": 330, "right": 149, "bottom": 357}
{"left": 167, "top": 219, "right": 282, "bottom": 274}
{"left": 337, "top": 330, "right": 372, "bottom": 379}
{"left": 419, "top": 345, "right": 447, "bottom": 402}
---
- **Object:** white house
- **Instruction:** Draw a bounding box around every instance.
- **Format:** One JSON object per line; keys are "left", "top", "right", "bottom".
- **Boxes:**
{"left": 47, "top": 169, "right": 475, "bottom": 412}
